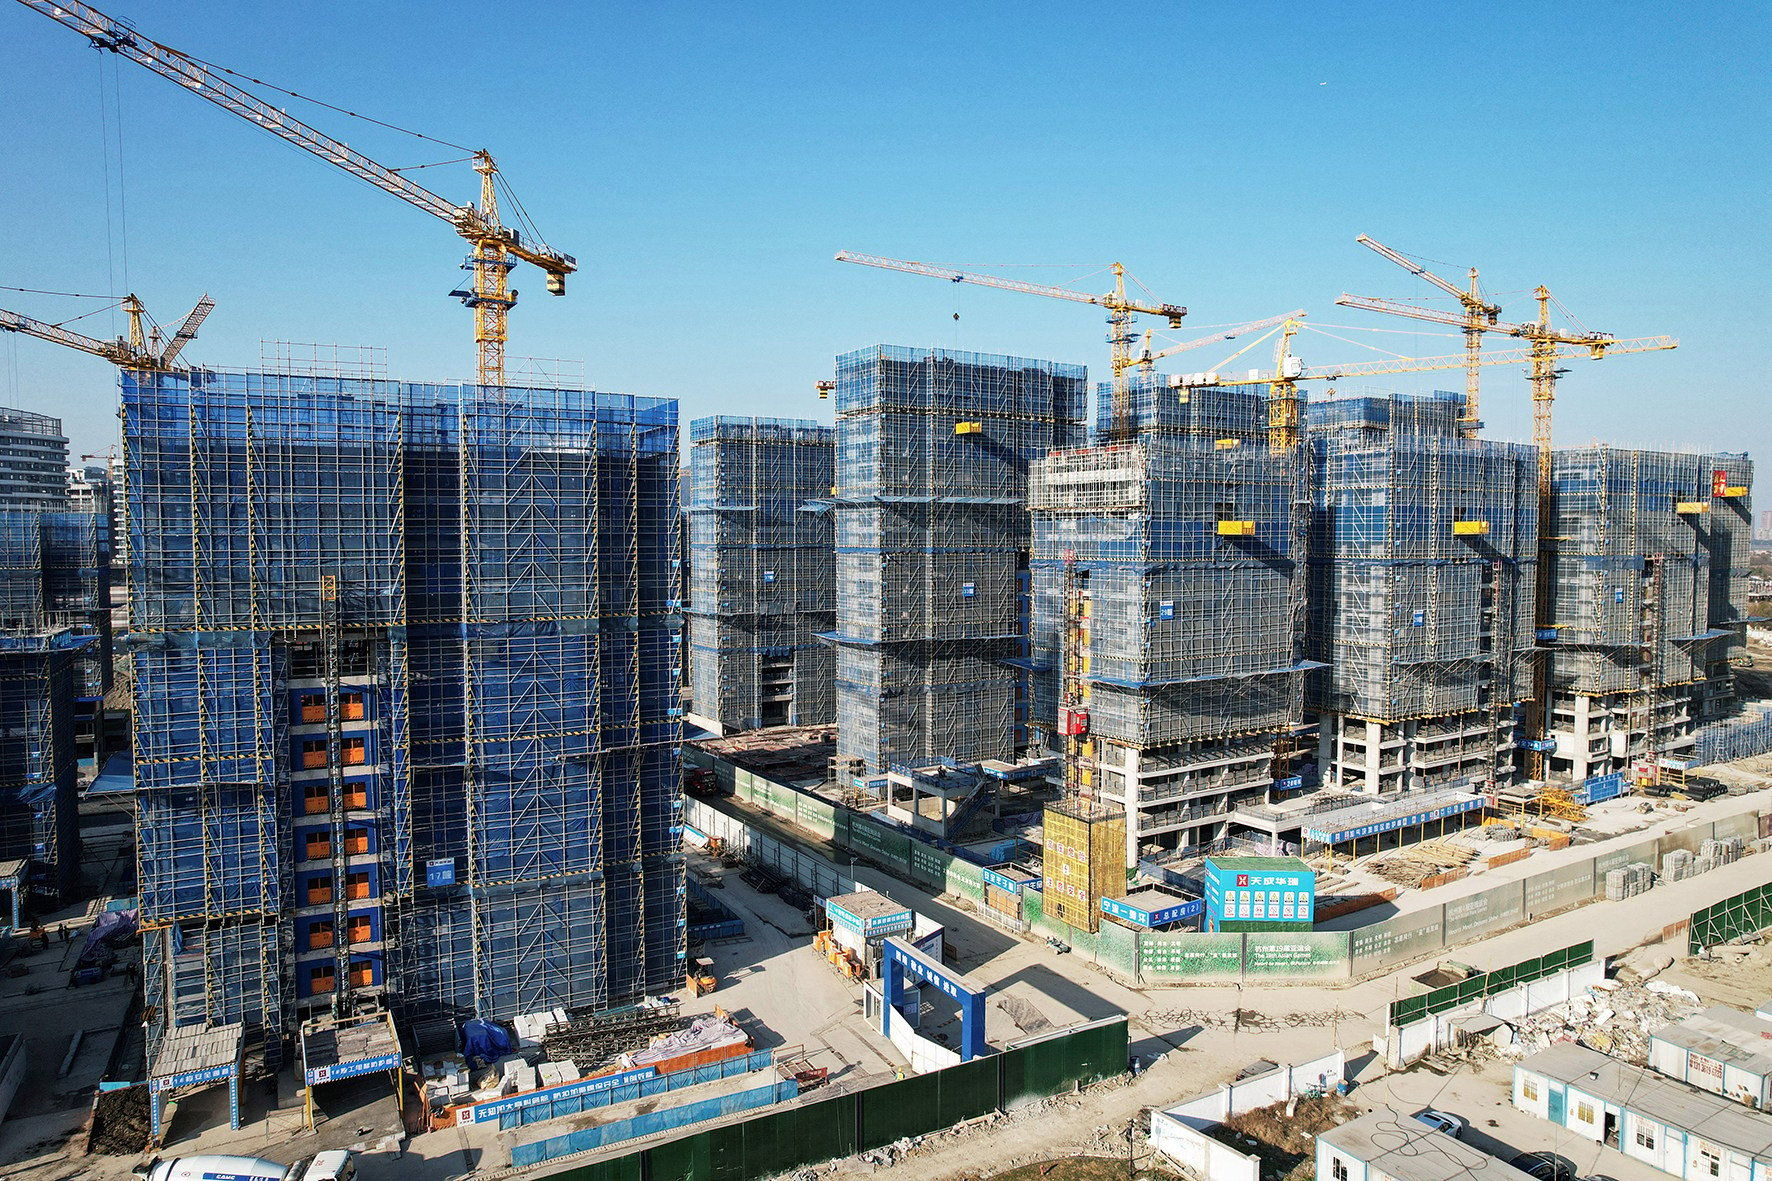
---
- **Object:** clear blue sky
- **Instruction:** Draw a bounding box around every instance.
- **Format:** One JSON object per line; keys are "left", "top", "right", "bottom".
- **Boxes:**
{"left": 1, "top": 2, "right": 1766, "bottom": 464}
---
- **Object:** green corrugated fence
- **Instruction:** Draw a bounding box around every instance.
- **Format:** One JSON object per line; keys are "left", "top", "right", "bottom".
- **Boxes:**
{"left": 520, "top": 1017, "right": 1128, "bottom": 1181}
{"left": 1387, "top": 940, "right": 1592, "bottom": 1028}
{"left": 1690, "top": 880, "right": 1772, "bottom": 955}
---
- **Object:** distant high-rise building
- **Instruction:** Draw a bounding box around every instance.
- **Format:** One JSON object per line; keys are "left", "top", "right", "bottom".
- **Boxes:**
{"left": 0, "top": 407, "right": 69, "bottom": 510}
{"left": 831, "top": 345, "right": 1086, "bottom": 777}
{"left": 685, "top": 417, "right": 834, "bottom": 731}
{"left": 1759, "top": 508, "right": 1772, "bottom": 541}
{"left": 126, "top": 369, "right": 683, "bottom": 1062}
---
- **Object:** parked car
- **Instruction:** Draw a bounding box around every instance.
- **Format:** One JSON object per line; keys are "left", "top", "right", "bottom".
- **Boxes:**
{"left": 1510, "top": 1151, "right": 1577, "bottom": 1181}
{"left": 1412, "top": 1108, "right": 1464, "bottom": 1139}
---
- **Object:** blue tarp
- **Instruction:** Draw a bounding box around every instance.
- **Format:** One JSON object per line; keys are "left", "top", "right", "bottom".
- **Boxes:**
{"left": 89, "top": 753, "right": 134, "bottom": 795}
{"left": 461, "top": 1018, "right": 514, "bottom": 1066}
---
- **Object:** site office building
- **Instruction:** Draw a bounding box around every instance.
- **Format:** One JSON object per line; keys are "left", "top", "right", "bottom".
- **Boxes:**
{"left": 126, "top": 369, "right": 685, "bottom": 1062}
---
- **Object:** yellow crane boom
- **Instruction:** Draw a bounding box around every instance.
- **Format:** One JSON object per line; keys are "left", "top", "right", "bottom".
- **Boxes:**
{"left": 0, "top": 293, "right": 214, "bottom": 370}
{"left": 1180, "top": 316, "right": 1677, "bottom": 456}
{"left": 834, "top": 251, "right": 1185, "bottom": 437}
{"left": 1350, "top": 235, "right": 1500, "bottom": 438}
{"left": 1135, "top": 309, "right": 1306, "bottom": 371}
{"left": 15, "top": 0, "right": 575, "bottom": 388}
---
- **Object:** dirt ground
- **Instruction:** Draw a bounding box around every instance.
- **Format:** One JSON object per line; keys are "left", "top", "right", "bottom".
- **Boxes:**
{"left": 977, "top": 1156, "right": 1187, "bottom": 1181}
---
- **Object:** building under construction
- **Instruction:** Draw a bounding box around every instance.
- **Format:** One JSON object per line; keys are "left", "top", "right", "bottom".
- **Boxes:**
{"left": 1028, "top": 379, "right": 1308, "bottom": 866}
{"left": 0, "top": 507, "right": 109, "bottom": 900}
{"left": 1544, "top": 446, "right": 1752, "bottom": 781}
{"left": 1306, "top": 393, "right": 1539, "bottom": 795}
{"left": 124, "top": 368, "right": 683, "bottom": 1062}
{"left": 685, "top": 417, "right": 834, "bottom": 731}
{"left": 830, "top": 345, "right": 1086, "bottom": 777}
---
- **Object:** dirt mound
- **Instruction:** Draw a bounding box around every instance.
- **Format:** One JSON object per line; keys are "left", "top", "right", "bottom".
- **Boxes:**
{"left": 88, "top": 1084, "right": 149, "bottom": 1156}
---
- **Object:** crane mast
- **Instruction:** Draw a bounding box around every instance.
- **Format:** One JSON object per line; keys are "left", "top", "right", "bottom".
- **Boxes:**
{"left": 1351, "top": 236, "right": 1501, "bottom": 438}
{"left": 16, "top": 0, "right": 576, "bottom": 389}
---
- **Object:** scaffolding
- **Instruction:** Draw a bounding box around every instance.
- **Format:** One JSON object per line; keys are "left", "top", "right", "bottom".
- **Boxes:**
{"left": 831, "top": 346, "right": 1086, "bottom": 775}
{"left": 685, "top": 418, "right": 833, "bottom": 729}
{"left": 0, "top": 508, "right": 106, "bottom": 899}
{"left": 124, "top": 368, "right": 684, "bottom": 1064}
{"left": 1544, "top": 446, "right": 1748, "bottom": 778}
{"left": 1027, "top": 380, "right": 1307, "bottom": 861}
{"left": 1305, "top": 393, "right": 1538, "bottom": 794}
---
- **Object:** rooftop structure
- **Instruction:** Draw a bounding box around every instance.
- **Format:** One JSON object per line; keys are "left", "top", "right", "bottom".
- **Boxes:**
{"left": 1029, "top": 379, "right": 1308, "bottom": 865}
{"left": 1544, "top": 447, "right": 1752, "bottom": 781}
{"left": 1649, "top": 1004, "right": 1772, "bottom": 1107}
{"left": 830, "top": 345, "right": 1087, "bottom": 776}
{"left": 0, "top": 406, "right": 69, "bottom": 511}
{"left": 1514, "top": 1040, "right": 1772, "bottom": 1181}
{"left": 1307, "top": 392, "right": 1539, "bottom": 795}
{"left": 685, "top": 417, "right": 834, "bottom": 731}
{"left": 1317, "top": 1110, "right": 1540, "bottom": 1181}
{"left": 125, "top": 368, "right": 684, "bottom": 1065}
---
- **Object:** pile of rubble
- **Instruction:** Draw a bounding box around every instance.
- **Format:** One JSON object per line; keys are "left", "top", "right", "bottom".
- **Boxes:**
{"left": 1502, "top": 978, "right": 1701, "bottom": 1063}
{"left": 857, "top": 1136, "right": 920, "bottom": 1168}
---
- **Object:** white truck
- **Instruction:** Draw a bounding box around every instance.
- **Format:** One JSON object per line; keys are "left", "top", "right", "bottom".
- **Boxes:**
{"left": 139, "top": 1149, "right": 355, "bottom": 1181}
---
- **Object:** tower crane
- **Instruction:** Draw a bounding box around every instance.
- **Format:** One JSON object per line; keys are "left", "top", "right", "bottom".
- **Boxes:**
{"left": 1334, "top": 260, "right": 1677, "bottom": 779}
{"left": 1185, "top": 317, "right": 1677, "bottom": 456}
{"left": 1133, "top": 309, "right": 1306, "bottom": 373}
{"left": 1344, "top": 236, "right": 1500, "bottom": 438}
{"left": 833, "top": 251, "right": 1185, "bottom": 437}
{"left": 1334, "top": 278, "right": 1656, "bottom": 492}
{"left": 15, "top": 0, "right": 575, "bottom": 389}
{"left": 1, "top": 293, "right": 214, "bottom": 371}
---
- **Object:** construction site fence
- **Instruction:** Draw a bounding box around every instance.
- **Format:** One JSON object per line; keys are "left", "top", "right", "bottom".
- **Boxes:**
{"left": 513, "top": 1077, "right": 800, "bottom": 1168}
{"left": 1385, "top": 957, "right": 1606, "bottom": 1068}
{"left": 515, "top": 1017, "right": 1127, "bottom": 1181}
{"left": 679, "top": 775, "right": 991, "bottom": 908}
{"left": 501, "top": 1048, "right": 776, "bottom": 1132}
{"left": 1387, "top": 940, "right": 1593, "bottom": 1029}
{"left": 681, "top": 748, "right": 1767, "bottom": 988}
{"left": 1689, "top": 879, "right": 1772, "bottom": 955}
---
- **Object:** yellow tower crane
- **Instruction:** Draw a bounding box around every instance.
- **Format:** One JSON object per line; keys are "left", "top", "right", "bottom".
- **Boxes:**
{"left": 833, "top": 251, "right": 1185, "bottom": 437}
{"left": 0, "top": 292, "right": 214, "bottom": 371}
{"left": 1133, "top": 309, "right": 1307, "bottom": 373}
{"left": 1334, "top": 261, "right": 1677, "bottom": 777}
{"left": 16, "top": 0, "right": 575, "bottom": 390}
{"left": 1345, "top": 236, "right": 1501, "bottom": 439}
{"left": 1194, "top": 320, "right": 1678, "bottom": 781}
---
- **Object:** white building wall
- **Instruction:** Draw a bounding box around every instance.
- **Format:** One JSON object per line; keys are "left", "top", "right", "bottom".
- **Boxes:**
{"left": 1512, "top": 1066, "right": 1555, "bottom": 1121}
{"left": 1314, "top": 1137, "right": 1371, "bottom": 1181}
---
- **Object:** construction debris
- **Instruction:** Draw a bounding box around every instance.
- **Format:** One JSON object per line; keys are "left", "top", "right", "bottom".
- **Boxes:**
{"left": 1370, "top": 841, "right": 1476, "bottom": 888}
{"left": 1499, "top": 980, "right": 1702, "bottom": 1064}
